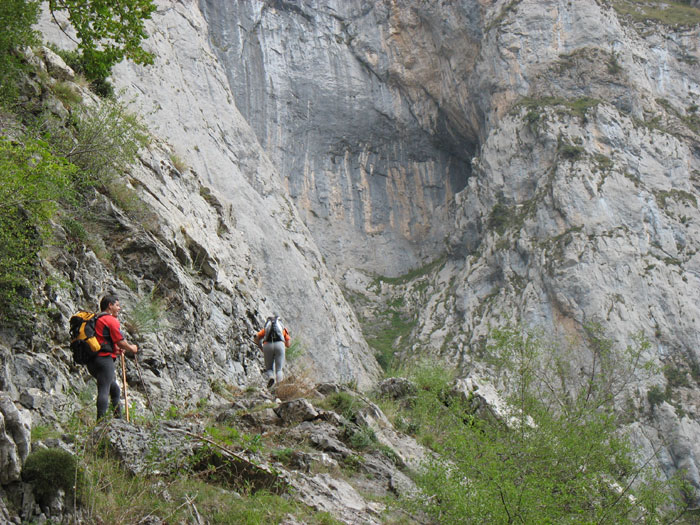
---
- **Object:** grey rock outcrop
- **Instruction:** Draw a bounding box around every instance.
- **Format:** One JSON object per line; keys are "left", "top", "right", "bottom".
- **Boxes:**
{"left": 377, "top": 377, "right": 417, "bottom": 401}
{"left": 0, "top": 396, "right": 31, "bottom": 485}
{"left": 67, "top": 386, "right": 424, "bottom": 525}
{"left": 274, "top": 398, "right": 319, "bottom": 424}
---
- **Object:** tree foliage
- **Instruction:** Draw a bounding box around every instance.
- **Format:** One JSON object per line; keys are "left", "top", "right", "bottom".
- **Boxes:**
{"left": 47, "top": 0, "right": 156, "bottom": 83}
{"left": 0, "top": 0, "right": 41, "bottom": 101}
{"left": 48, "top": 98, "right": 149, "bottom": 181}
{"left": 400, "top": 326, "right": 686, "bottom": 523}
{"left": 0, "top": 136, "right": 76, "bottom": 314}
{"left": 1, "top": 0, "right": 156, "bottom": 99}
{"left": 0, "top": 71, "right": 150, "bottom": 319}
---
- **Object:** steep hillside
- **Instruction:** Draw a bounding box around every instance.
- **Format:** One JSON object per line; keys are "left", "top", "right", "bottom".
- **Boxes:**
{"left": 36, "top": 0, "right": 381, "bottom": 392}
{"left": 183, "top": 0, "right": 700, "bottom": 501}
{"left": 419, "top": 0, "right": 700, "bottom": 498}
{"left": 2, "top": 0, "right": 700, "bottom": 521}
{"left": 0, "top": 24, "right": 382, "bottom": 525}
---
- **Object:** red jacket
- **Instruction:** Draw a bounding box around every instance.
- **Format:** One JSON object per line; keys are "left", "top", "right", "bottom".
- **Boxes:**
{"left": 95, "top": 314, "right": 125, "bottom": 358}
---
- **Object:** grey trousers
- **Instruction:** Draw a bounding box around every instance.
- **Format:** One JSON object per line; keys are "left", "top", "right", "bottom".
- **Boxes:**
{"left": 263, "top": 341, "right": 286, "bottom": 383}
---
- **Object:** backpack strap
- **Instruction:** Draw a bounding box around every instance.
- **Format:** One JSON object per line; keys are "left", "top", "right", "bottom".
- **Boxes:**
{"left": 94, "top": 312, "right": 114, "bottom": 352}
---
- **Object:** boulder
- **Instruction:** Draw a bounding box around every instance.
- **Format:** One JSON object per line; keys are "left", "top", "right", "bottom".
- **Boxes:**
{"left": 274, "top": 399, "right": 319, "bottom": 425}
{"left": 0, "top": 395, "right": 32, "bottom": 484}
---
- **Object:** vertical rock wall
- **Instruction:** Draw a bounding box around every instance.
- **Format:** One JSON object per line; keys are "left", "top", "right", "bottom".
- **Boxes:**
{"left": 199, "top": 0, "right": 482, "bottom": 277}
{"left": 36, "top": 1, "right": 381, "bottom": 391}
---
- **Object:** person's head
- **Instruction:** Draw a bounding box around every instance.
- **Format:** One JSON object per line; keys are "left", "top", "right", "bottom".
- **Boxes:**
{"left": 100, "top": 295, "right": 121, "bottom": 316}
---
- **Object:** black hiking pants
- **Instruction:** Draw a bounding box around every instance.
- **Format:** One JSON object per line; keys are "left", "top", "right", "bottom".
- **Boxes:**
{"left": 87, "top": 355, "right": 121, "bottom": 420}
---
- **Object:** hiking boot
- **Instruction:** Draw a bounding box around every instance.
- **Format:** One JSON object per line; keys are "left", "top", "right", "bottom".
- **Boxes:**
{"left": 267, "top": 377, "right": 275, "bottom": 389}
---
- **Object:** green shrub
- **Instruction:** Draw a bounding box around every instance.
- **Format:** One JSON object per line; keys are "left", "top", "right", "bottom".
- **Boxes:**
{"left": 488, "top": 200, "right": 514, "bottom": 235}
{"left": 400, "top": 326, "right": 682, "bottom": 523}
{"left": 367, "top": 307, "right": 417, "bottom": 373}
{"left": 558, "top": 141, "right": 585, "bottom": 159}
{"left": 664, "top": 364, "right": 691, "bottom": 389}
{"left": 342, "top": 454, "right": 363, "bottom": 471}
{"left": 271, "top": 447, "right": 295, "bottom": 465}
{"left": 647, "top": 385, "right": 666, "bottom": 408}
{"left": 347, "top": 424, "right": 377, "bottom": 450}
{"left": 55, "top": 99, "right": 149, "bottom": 184}
{"left": 0, "top": 0, "right": 40, "bottom": 102}
{"left": 51, "top": 80, "right": 82, "bottom": 107}
{"left": 285, "top": 338, "right": 306, "bottom": 363}
{"left": 0, "top": 136, "right": 77, "bottom": 317}
{"left": 409, "top": 360, "right": 453, "bottom": 395}
{"left": 52, "top": 47, "right": 114, "bottom": 98}
{"left": 326, "top": 391, "right": 360, "bottom": 421}
{"left": 22, "top": 448, "right": 79, "bottom": 500}
{"left": 60, "top": 216, "right": 89, "bottom": 244}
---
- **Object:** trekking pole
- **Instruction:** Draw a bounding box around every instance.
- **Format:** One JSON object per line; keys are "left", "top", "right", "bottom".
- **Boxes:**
{"left": 120, "top": 353, "right": 130, "bottom": 422}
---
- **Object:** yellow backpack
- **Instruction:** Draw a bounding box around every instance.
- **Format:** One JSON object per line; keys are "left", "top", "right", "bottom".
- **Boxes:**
{"left": 69, "top": 311, "right": 107, "bottom": 365}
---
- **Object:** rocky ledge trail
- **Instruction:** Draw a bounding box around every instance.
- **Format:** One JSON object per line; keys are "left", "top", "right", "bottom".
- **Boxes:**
{"left": 2, "top": 377, "right": 443, "bottom": 524}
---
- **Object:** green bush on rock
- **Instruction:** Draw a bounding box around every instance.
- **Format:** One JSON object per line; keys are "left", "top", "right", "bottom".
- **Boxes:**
{"left": 22, "top": 448, "right": 79, "bottom": 501}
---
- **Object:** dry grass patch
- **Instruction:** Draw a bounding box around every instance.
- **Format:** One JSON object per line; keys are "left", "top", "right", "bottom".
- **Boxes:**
{"left": 274, "top": 368, "right": 319, "bottom": 401}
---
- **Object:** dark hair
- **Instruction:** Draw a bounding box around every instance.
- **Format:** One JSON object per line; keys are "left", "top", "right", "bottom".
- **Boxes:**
{"left": 100, "top": 295, "right": 119, "bottom": 312}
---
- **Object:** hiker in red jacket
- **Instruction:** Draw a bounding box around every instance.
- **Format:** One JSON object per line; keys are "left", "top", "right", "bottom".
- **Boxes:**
{"left": 87, "top": 295, "right": 138, "bottom": 420}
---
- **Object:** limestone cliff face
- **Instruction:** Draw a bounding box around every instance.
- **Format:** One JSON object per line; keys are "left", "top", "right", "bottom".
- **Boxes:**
{"left": 35, "top": 1, "right": 382, "bottom": 395}
{"left": 195, "top": 0, "right": 700, "bottom": 499}
{"left": 199, "top": 0, "right": 480, "bottom": 277}
{"left": 113, "top": 1, "right": 383, "bottom": 390}
{"left": 33, "top": 0, "right": 700, "bottom": 503}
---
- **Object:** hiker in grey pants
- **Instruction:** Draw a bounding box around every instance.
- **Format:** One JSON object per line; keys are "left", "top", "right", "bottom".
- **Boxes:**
{"left": 254, "top": 316, "right": 291, "bottom": 388}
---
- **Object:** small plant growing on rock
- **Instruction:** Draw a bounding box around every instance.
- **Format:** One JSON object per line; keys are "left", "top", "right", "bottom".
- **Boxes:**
{"left": 22, "top": 448, "right": 79, "bottom": 502}
{"left": 170, "top": 153, "right": 188, "bottom": 173}
{"left": 271, "top": 447, "right": 295, "bottom": 466}
{"left": 647, "top": 385, "right": 666, "bottom": 410}
{"left": 607, "top": 52, "right": 623, "bottom": 75}
{"left": 346, "top": 424, "right": 377, "bottom": 450}
{"left": 558, "top": 140, "right": 585, "bottom": 160}
{"left": 325, "top": 391, "right": 360, "bottom": 421}
{"left": 488, "top": 199, "right": 514, "bottom": 235}
{"left": 124, "top": 289, "right": 171, "bottom": 336}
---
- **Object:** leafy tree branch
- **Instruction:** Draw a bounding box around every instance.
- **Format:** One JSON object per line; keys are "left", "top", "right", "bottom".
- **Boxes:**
{"left": 47, "top": 0, "right": 156, "bottom": 82}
